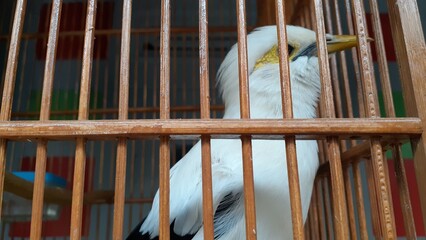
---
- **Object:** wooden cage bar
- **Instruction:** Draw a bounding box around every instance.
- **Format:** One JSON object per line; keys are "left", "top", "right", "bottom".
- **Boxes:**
{"left": 70, "top": 0, "right": 97, "bottom": 238}
{"left": 385, "top": 0, "right": 426, "bottom": 233}
{"left": 199, "top": 0, "right": 215, "bottom": 239}
{"left": 275, "top": 1, "right": 305, "bottom": 239}
{"left": 236, "top": 0, "right": 257, "bottom": 239}
{"left": 113, "top": 0, "right": 132, "bottom": 238}
{"left": 0, "top": 0, "right": 26, "bottom": 217}
{"left": 0, "top": 118, "right": 420, "bottom": 139}
{"left": 313, "top": 0, "right": 350, "bottom": 238}
{"left": 159, "top": 0, "right": 171, "bottom": 239}
{"left": 369, "top": 0, "right": 417, "bottom": 237}
{"left": 30, "top": 0, "right": 62, "bottom": 238}
{"left": 0, "top": 0, "right": 425, "bottom": 239}
{"left": 352, "top": 0, "right": 398, "bottom": 238}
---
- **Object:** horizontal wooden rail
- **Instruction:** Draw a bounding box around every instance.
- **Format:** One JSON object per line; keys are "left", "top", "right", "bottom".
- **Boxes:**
{"left": 0, "top": 26, "right": 256, "bottom": 40}
{"left": 11, "top": 105, "right": 226, "bottom": 118}
{"left": 0, "top": 118, "right": 420, "bottom": 140}
{"left": 317, "top": 141, "right": 389, "bottom": 176}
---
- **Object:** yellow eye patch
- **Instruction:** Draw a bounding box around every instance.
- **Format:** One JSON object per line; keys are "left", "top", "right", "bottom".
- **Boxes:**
{"left": 253, "top": 44, "right": 299, "bottom": 71}
{"left": 254, "top": 45, "right": 279, "bottom": 70}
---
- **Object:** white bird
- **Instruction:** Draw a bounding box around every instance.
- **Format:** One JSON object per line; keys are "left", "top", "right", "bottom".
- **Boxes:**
{"left": 127, "top": 25, "right": 358, "bottom": 240}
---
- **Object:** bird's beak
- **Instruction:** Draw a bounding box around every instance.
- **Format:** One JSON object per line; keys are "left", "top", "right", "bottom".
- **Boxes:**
{"left": 327, "top": 35, "right": 373, "bottom": 53}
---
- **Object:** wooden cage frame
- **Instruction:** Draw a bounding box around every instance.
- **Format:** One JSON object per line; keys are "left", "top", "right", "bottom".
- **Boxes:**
{"left": 0, "top": 0, "right": 425, "bottom": 239}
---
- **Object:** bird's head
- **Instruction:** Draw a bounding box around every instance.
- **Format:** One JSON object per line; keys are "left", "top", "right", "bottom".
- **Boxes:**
{"left": 217, "top": 25, "right": 360, "bottom": 117}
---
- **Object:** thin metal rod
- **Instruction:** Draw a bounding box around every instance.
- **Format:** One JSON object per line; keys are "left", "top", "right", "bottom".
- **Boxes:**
{"left": 70, "top": 0, "right": 97, "bottom": 238}
{"left": 112, "top": 0, "right": 131, "bottom": 239}
{"left": 30, "top": 0, "right": 62, "bottom": 238}
{"left": 199, "top": 0, "right": 214, "bottom": 239}
{"left": 275, "top": 1, "right": 304, "bottom": 239}
{"left": 313, "top": 0, "right": 349, "bottom": 238}
{"left": 0, "top": 0, "right": 27, "bottom": 217}
{"left": 159, "top": 0, "right": 171, "bottom": 239}
{"left": 236, "top": 0, "right": 257, "bottom": 239}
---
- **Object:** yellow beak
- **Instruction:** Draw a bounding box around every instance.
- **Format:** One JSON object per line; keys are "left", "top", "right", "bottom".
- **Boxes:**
{"left": 327, "top": 35, "right": 373, "bottom": 53}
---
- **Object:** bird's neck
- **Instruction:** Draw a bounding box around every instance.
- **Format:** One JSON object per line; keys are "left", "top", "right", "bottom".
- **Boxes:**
{"left": 222, "top": 64, "right": 321, "bottom": 119}
{"left": 222, "top": 81, "right": 320, "bottom": 119}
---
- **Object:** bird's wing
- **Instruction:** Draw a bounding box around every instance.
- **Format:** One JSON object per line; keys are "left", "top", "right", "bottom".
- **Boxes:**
{"left": 136, "top": 139, "right": 245, "bottom": 239}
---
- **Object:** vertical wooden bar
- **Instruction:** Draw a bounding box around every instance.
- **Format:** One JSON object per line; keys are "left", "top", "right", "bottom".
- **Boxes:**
{"left": 343, "top": 168, "right": 357, "bottom": 240}
{"left": 317, "top": 136, "right": 332, "bottom": 239}
{"left": 312, "top": 0, "right": 349, "bottom": 239}
{"left": 323, "top": 0, "right": 343, "bottom": 119}
{"left": 352, "top": 161, "right": 368, "bottom": 240}
{"left": 257, "top": 0, "right": 275, "bottom": 26}
{"left": 236, "top": 1, "right": 257, "bottom": 239}
{"left": 310, "top": 186, "right": 321, "bottom": 239}
{"left": 127, "top": 33, "right": 139, "bottom": 233}
{"left": 0, "top": 0, "right": 26, "bottom": 216}
{"left": 341, "top": 1, "right": 371, "bottom": 237}
{"left": 369, "top": 0, "right": 416, "bottom": 237}
{"left": 332, "top": 0, "right": 354, "bottom": 120}
{"left": 112, "top": 0, "right": 131, "bottom": 239}
{"left": 159, "top": 0, "right": 171, "bottom": 239}
{"left": 275, "top": 1, "right": 305, "bottom": 239}
{"left": 365, "top": 159, "right": 382, "bottom": 238}
{"left": 392, "top": 146, "right": 416, "bottom": 237}
{"left": 70, "top": 0, "right": 97, "bottom": 239}
{"left": 343, "top": 0, "right": 365, "bottom": 118}
{"left": 198, "top": 0, "right": 214, "bottom": 239}
{"left": 386, "top": 0, "right": 426, "bottom": 232}
{"left": 315, "top": 182, "right": 327, "bottom": 240}
{"left": 30, "top": 0, "right": 62, "bottom": 239}
{"left": 314, "top": 0, "right": 349, "bottom": 239}
{"left": 351, "top": 0, "right": 397, "bottom": 238}
{"left": 368, "top": 0, "right": 393, "bottom": 116}
{"left": 324, "top": 1, "right": 358, "bottom": 238}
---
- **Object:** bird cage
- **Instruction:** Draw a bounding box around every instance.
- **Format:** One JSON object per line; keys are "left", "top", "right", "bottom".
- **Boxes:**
{"left": 0, "top": 0, "right": 425, "bottom": 239}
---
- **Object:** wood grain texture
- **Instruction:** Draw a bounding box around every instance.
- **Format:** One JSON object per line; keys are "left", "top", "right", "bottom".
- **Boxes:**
{"left": 113, "top": 0, "right": 132, "bottom": 239}
{"left": 392, "top": 145, "right": 416, "bottom": 237}
{"left": 30, "top": 1, "right": 62, "bottom": 239}
{"left": 199, "top": 1, "right": 214, "bottom": 238}
{"left": 275, "top": 1, "right": 305, "bottom": 239}
{"left": 159, "top": 0, "right": 171, "bottom": 239}
{"left": 351, "top": 0, "right": 397, "bottom": 237}
{"left": 386, "top": 0, "right": 426, "bottom": 232}
{"left": 70, "top": 1, "right": 97, "bottom": 238}
{"left": 369, "top": 0, "right": 417, "bottom": 237}
{"left": 0, "top": 118, "right": 419, "bottom": 139}
{"left": 353, "top": 162, "right": 368, "bottom": 240}
{"left": 0, "top": 0, "right": 27, "bottom": 217}
{"left": 236, "top": 0, "right": 257, "bottom": 239}
{"left": 313, "top": 0, "right": 349, "bottom": 238}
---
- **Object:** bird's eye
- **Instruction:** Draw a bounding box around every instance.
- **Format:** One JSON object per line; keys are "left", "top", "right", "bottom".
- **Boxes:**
{"left": 275, "top": 45, "right": 295, "bottom": 56}
{"left": 288, "top": 45, "right": 295, "bottom": 55}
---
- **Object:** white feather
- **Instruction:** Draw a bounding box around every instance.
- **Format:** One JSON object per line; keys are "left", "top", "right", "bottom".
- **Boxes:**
{"left": 140, "top": 25, "right": 321, "bottom": 240}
